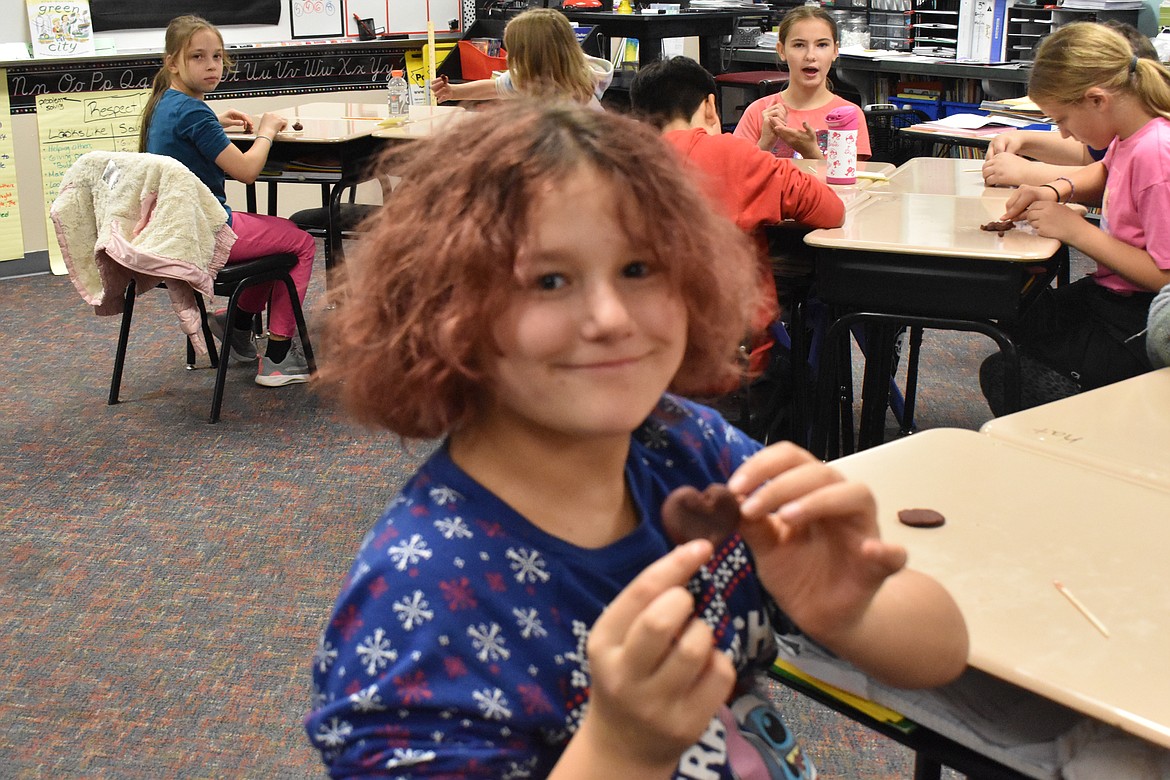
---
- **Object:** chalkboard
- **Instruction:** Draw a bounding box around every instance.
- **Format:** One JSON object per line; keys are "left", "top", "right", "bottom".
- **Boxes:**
{"left": 89, "top": 0, "right": 282, "bottom": 31}
{"left": 3, "top": 44, "right": 431, "bottom": 113}
{"left": 289, "top": 0, "right": 345, "bottom": 39}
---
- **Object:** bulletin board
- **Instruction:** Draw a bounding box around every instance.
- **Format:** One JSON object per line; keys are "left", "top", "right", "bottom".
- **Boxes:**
{"left": 289, "top": 0, "right": 345, "bottom": 39}
{"left": 0, "top": 69, "right": 25, "bottom": 263}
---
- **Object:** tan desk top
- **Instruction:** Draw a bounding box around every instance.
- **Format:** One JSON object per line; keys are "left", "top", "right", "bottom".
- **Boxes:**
{"left": 980, "top": 367, "right": 1170, "bottom": 490}
{"left": 875, "top": 157, "right": 1014, "bottom": 200}
{"left": 371, "top": 105, "right": 469, "bottom": 140}
{"left": 225, "top": 102, "right": 396, "bottom": 143}
{"left": 791, "top": 159, "right": 895, "bottom": 210}
{"left": 803, "top": 191, "right": 1060, "bottom": 261}
{"left": 831, "top": 427, "right": 1170, "bottom": 749}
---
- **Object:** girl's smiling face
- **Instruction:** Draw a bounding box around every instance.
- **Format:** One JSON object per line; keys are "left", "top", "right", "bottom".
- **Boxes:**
{"left": 168, "top": 28, "right": 225, "bottom": 98}
{"left": 779, "top": 18, "right": 838, "bottom": 91}
{"left": 474, "top": 165, "right": 688, "bottom": 444}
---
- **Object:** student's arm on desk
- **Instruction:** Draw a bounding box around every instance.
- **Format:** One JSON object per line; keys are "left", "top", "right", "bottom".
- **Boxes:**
{"left": 433, "top": 77, "right": 501, "bottom": 103}
{"left": 216, "top": 112, "right": 287, "bottom": 185}
{"left": 986, "top": 129, "right": 1092, "bottom": 167}
{"left": 1004, "top": 166, "right": 1170, "bottom": 292}
{"left": 729, "top": 443, "right": 969, "bottom": 690}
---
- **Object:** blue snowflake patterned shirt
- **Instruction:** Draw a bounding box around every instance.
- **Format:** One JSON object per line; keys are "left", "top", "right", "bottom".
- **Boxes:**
{"left": 306, "top": 395, "right": 813, "bottom": 779}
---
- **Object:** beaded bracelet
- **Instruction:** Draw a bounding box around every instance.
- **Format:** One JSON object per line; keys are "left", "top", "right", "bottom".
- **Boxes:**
{"left": 1055, "top": 176, "right": 1075, "bottom": 204}
{"left": 1040, "top": 183, "right": 1062, "bottom": 202}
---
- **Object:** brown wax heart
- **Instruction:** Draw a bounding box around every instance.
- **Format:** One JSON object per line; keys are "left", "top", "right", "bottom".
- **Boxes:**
{"left": 661, "top": 484, "right": 742, "bottom": 546}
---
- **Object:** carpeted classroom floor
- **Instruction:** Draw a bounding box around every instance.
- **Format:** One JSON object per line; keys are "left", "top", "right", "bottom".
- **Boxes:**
{"left": 0, "top": 241, "right": 1041, "bottom": 778}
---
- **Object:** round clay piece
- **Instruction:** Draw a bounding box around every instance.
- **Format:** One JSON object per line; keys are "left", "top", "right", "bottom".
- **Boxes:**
{"left": 898, "top": 508, "right": 946, "bottom": 528}
{"left": 661, "top": 484, "right": 742, "bottom": 546}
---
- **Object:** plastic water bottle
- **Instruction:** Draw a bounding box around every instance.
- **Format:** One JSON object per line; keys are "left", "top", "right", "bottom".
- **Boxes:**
{"left": 825, "top": 105, "right": 859, "bottom": 185}
{"left": 387, "top": 69, "right": 410, "bottom": 119}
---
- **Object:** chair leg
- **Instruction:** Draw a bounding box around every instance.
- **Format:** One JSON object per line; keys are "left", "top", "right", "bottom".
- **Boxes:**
{"left": 900, "top": 326, "right": 924, "bottom": 436}
{"left": 191, "top": 292, "right": 219, "bottom": 370}
{"left": 282, "top": 275, "right": 316, "bottom": 373}
{"left": 208, "top": 288, "right": 248, "bottom": 424}
{"left": 109, "top": 278, "right": 137, "bottom": 405}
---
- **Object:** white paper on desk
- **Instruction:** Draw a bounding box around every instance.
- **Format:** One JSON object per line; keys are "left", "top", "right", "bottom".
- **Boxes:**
{"left": 932, "top": 112, "right": 1037, "bottom": 130}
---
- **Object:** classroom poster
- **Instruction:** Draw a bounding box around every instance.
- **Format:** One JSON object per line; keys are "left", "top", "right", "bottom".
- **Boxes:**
{"left": 36, "top": 89, "right": 149, "bottom": 275}
{"left": 0, "top": 69, "right": 26, "bottom": 263}
{"left": 26, "top": 0, "right": 95, "bottom": 58}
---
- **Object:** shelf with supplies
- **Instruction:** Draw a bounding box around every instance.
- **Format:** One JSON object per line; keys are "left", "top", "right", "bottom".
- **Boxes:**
{"left": 1004, "top": 4, "right": 1139, "bottom": 63}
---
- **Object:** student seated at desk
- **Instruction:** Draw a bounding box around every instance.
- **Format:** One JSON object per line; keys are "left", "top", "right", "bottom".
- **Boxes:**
{"left": 630, "top": 56, "right": 844, "bottom": 433}
{"left": 981, "top": 22, "right": 1170, "bottom": 415}
{"left": 982, "top": 21, "right": 1157, "bottom": 189}
{"left": 430, "top": 9, "right": 613, "bottom": 110}
{"left": 142, "top": 15, "right": 317, "bottom": 387}
{"left": 304, "top": 101, "right": 968, "bottom": 779}
{"left": 733, "top": 6, "right": 871, "bottom": 162}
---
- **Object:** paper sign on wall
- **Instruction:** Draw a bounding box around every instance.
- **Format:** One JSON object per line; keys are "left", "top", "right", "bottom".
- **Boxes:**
{"left": 0, "top": 69, "right": 25, "bottom": 263}
{"left": 37, "top": 89, "right": 149, "bottom": 274}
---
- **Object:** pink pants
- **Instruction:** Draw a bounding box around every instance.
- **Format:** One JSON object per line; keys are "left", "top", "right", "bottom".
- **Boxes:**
{"left": 226, "top": 211, "right": 316, "bottom": 339}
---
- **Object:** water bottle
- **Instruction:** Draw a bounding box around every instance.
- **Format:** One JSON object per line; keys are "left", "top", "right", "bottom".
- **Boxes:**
{"left": 825, "top": 105, "right": 859, "bottom": 185}
{"left": 387, "top": 69, "right": 410, "bottom": 119}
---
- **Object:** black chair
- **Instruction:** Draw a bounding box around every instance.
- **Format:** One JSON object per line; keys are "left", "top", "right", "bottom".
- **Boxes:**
{"left": 288, "top": 181, "right": 381, "bottom": 273}
{"left": 714, "top": 70, "right": 788, "bottom": 131}
{"left": 109, "top": 253, "right": 316, "bottom": 424}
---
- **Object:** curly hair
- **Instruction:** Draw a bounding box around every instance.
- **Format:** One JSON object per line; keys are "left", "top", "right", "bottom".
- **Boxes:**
{"left": 318, "top": 101, "right": 760, "bottom": 439}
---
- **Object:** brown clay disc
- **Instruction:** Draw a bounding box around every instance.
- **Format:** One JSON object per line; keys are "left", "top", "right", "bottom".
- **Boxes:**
{"left": 898, "top": 508, "right": 946, "bottom": 528}
{"left": 661, "top": 484, "right": 742, "bottom": 546}
{"left": 291, "top": 121, "right": 303, "bottom": 131}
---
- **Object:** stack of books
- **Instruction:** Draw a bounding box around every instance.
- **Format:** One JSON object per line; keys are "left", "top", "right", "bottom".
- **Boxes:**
{"left": 978, "top": 96, "right": 1048, "bottom": 123}
{"left": 894, "top": 79, "right": 942, "bottom": 103}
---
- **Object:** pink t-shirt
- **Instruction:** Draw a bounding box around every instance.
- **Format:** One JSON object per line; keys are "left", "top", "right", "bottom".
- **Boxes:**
{"left": 733, "top": 92, "right": 872, "bottom": 160}
{"left": 1098, "top": 116, "right": 1170, "bottom": 293}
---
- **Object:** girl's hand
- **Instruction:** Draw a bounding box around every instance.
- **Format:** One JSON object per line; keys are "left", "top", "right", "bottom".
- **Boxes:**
{"left": 981, "top": 152, "right": 1029, "bottom": 187}
{"left": 775, "top": 121, "right": 821, "bottom": 160}
{"left": 431, "top": 74, "right": 453, "bottom": 103}
{"left": 218, "top": 108, "right": 254, "bottom": 133}
{"left": 573, "top": 540, "right": 736, "bottom": 776}
{"left": 1002, "top": 182, "right": 1053, "bottom": 221}
{"left": 727, "top": 443, "right": 907, "bottom": 646}
{"left": 1019, "top": 200, "right": 1089, "bottom": 243}
{"left": 985, "top": 130, "right": 1024, "bottom": 159}
{"left": 759, "top": 103, "right": 788, "bottom": 150}
{"left": 255, "top": 112, "right": 288, "bottom": 138}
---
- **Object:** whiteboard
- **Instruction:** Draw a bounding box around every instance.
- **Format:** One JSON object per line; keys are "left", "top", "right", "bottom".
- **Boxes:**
{"left": 345, "top": 0, "right": 463, "bottom": 37}
{"left": 289, "top": 0, "right": 345, "bottom": 39}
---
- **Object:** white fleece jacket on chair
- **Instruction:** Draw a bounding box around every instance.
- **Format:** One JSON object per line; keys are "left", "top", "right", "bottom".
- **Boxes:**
{"left": 50, "top": 151, "right": 238, "bottom": 354}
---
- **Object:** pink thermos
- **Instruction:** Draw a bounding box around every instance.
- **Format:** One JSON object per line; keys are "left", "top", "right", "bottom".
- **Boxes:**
{"left": 825, "top": 105, "right": 859, "bottom": 185}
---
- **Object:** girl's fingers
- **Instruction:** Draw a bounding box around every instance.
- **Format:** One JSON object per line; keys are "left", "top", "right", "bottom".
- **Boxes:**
{"left": 619, "top": 586, "right": 705, "bottom": 678}
{"left": 589, "top": 539, "right": 712, "bottom": 651}
{"left": 776, "top": 480, "right": 876, "bottom": 535}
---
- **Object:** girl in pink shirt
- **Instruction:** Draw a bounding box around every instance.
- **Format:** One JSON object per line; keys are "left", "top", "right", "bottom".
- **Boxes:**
{"left": 733, "top": 7, "right": 871, "bottom": 161}
{"left": 981, "top": 22, "right": 1170, "bottom": 414}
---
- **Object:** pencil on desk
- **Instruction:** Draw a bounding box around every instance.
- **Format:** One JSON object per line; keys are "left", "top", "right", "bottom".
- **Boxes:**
{"left": 1054, "top": 580, "right": 1110, "bottom": 638}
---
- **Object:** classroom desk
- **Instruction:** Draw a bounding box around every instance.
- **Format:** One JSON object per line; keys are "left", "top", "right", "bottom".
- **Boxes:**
{"left": 980, "top": 367, "right": 1170, "bottom": 490}
{"left": 803, "top": 190, "right": 1065, "bottom": 455}
{"left": 560, "top": 9, "right": 744, "bottom": 70}
{"left": 229, "top": 102, "right": 389, "bottom": 271}
{"left": 370, "top": 104, "right": 469, "bottom": 140}
{"left": 830, "top": 427, "right": 1170, "bottom": 751}
{"left": 872, "top": 156, "right": 1011, "bottom": 200}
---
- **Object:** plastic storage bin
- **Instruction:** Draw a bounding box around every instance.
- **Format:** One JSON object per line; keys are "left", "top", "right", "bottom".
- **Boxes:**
{"left": 894, "top": 96, "right": 942, "bottom": 120}
{"left": 458, "top": 40, "right": 507, "bottom": 80}
{"left": 941, "top": 101, "right": 987, "bottom": 118}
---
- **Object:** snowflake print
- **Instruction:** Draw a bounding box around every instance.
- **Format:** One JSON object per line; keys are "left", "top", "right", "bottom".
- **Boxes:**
{"left": 429, "top": 485, "right": 463, "bottom": 506}
{"left": 506, "top": 547, "right": 550, "bottom": 584}
{"left": 387, "top": 534, "right": 433, "bottom": 571}
{"left": 472, "top": 687, "right": 513, "bottom": 720}
{"left": 434, "top": 515, "right": 473, "bottom": 540}
{"left": 385, "top": 747, "right": 437, "bottom": 768}
{"left": 638, "top": 418, "right": 671, "bottom": 449}
{"left": 313, "top": 635, "right": 338, "bottom": 672}
{"left": 394, "top": 669, "right": 433, "bottom": 705}
{"left": 393, "top": 590, "right": 435, "bottom": 630}
{"left": 356, "top": 628, "right": 398, "bottom": 675}
{"left": 349, "top": 683, "right": 387, "bottom": 712}
{"left": 439, "top": 578, "right": 477, "bottom": 610}
{"left": 512, "top": 607, "right": 547, "bottom": 639}
{"left": 467, "top": 622, "right": 511, "bottom": 663}
{"left": 315, "top": 716, "right": 353, "bottom": 747}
